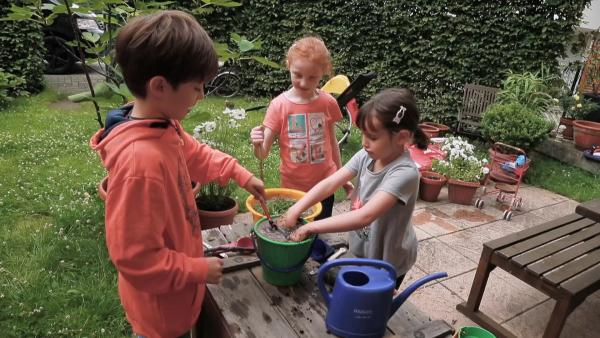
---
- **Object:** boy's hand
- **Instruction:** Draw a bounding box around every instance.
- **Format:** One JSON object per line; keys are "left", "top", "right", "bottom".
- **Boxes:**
{"left": 244, "top": 176, "right": 266, "bottom": 202}
{"left": 205, "top": 257, "right": 223, "bottom": 284}
{"left": 290, "top": 225, "right": 311, "bottom": 242}
{"left": 250, "top": 125, "right": 264, "bottom": 146}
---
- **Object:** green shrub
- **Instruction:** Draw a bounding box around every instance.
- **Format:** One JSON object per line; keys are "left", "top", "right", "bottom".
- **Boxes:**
{"left": 482, "top": 102, "right": 552, "bottom": 151}
{"left": 0, "top": 68, "right": 27, "bottom": 108}
{"left": 0, "top": 3, "right": 44, "bottom": 95}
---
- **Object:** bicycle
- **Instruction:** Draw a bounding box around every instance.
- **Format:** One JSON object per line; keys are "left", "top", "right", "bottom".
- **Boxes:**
{"left": 205, "top": 61, "right": 241, "bottom": 97}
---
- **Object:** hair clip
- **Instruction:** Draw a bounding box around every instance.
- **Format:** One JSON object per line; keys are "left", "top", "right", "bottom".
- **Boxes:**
{"left": 393, "top": 106, "right": 406, "bottom": 124}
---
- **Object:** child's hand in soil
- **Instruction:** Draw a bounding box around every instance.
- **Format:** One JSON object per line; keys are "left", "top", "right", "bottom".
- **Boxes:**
{"left": 205, "top": 257, "right": 224, "bottom": 284}
{"left": 290, "top": 225, "right": 311, "bottom": 242}
{"left": 280, "top": 209, "right": 300, "bottom": 230}
{"left": 243, "top": 176, "right": 266, "bottom": 203}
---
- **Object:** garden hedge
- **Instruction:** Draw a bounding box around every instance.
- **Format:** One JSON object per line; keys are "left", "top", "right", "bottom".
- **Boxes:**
{"left": 193, "top": 0, "right": 590, "bottom": 123}
{"left": 0, "top": 1, "right": 45, "bottom": 95}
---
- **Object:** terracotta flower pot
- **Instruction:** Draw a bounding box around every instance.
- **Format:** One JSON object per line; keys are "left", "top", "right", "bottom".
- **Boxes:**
{"left": 196, "top": 196, "right": 239, "bottom": 229}
{"left": 573, "top": 120, "right": 600, "bottom": 150}
{"left": 419, "top": 171, "right": 447, "bottom": 202}
{"left": 418, "top": 123, "right": 440, "bottom": 138}
{"left": 422, "top": 122, "right": 450, "bottom": 136}
{"left": 559, "top": 117, "right": 574, "bottom": 140}
{"left": 447, "top": 179, "right": 480, "bottom": 205}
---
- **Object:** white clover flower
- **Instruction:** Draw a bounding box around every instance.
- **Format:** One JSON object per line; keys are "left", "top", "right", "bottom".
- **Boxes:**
{"left": 552, "top": 98, "right": 559, "bottom": 103}
{"left": 229, "top": 108, "right": 246, "bottom": 120}
{"left": 574, "top": 94, "right": 580, "bottom": 101}
{"left": 228, "top": 119, "right": 238, "bottom": 128}
{"left": 576, "top": 103, "right": 582, "bottom": 108}
{"left": 203, "top": 121, "right": 217, "bottom": 132}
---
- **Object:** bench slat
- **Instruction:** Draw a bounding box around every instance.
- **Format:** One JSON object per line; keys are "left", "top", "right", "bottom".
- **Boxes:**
{"left": 485, "top": 214, "right": 583, "bottom": 250}
{"left": 498, "top": 217, "right": 595, "bottom": 259}
{"left": 527, "top": 235, "right": 600, "bottom": 276}
{"left": 576, "top": 200, "right": 600, "bottom": 223}
{"left": 543, "top": 249, "right": 600, "bottom": 286}
{"left": 559, "top": 261, "right": 600, "bottom": 295}
{"left": 513, "top": 223, "right": 600, "bottom": 267}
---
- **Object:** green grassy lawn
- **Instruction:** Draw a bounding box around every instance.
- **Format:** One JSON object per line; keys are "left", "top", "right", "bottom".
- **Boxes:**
{"left": 2, "top": 90, "right": 596, "bottom": 336}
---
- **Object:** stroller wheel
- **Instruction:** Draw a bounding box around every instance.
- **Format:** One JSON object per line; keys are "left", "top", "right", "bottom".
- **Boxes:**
{"left": 517, "top": 198, "right": 523, "bottom": 210}
{"left": 481, "top": 186, "right": 487, "bottom": 194}
{"left": 475, "top": 199, "right": 484, "bottom": 209}
{"left": 503, "top": 210, "right": 513, "bottom": 221}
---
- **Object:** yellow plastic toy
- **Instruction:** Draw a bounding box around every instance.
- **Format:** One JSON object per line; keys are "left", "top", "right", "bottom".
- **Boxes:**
{"left": 321, "top": 75, "right": 350, "bottom": 95}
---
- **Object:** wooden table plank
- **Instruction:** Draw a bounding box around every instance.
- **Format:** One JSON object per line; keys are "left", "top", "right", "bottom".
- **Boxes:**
{"left": 207, "top": 270, "right": 297, "bottom": 338}
{"left": 527, "top": 235, "right": 600, "bottom": 276}
{"left": 485, "top": 214, "right": 583, "bottom": 250}
{"left": 543, "top": 249, "right": 600, "bottom": 286}
{"left": 250, "top": 262, "right": 332, "bottom": 337}
{"left": 513, "top": 223, "right": 600, "bottom": 267}
{"left": 576, "top": 199, "right": 600, "bottom": 222}
{"left": 498, "top": 217, "right": 595, "bottom": 259}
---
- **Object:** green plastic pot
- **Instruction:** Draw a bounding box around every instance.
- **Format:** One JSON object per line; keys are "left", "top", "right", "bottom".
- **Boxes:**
{"left": 252, "top": 217, "right": 315, "bottom": 286}
{"left": 455, "top": 326, "right": 496, "bottom": 338}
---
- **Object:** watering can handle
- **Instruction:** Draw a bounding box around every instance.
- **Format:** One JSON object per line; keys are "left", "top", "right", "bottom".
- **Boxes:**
{"left": 317, "top": 258, "right": 396, "bottom": 307}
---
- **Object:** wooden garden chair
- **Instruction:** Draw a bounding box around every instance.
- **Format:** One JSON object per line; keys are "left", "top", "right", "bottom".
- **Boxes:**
{"left": 456, "top": 84, "right": 499, "bottom": 135}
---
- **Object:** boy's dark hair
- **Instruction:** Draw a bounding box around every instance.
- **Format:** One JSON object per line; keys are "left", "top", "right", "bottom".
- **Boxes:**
{"left": 357, "top": 88, "right": 429, "bottom": 150}
{"left": 116, "top": 10, "right": 218, "bottom": 98}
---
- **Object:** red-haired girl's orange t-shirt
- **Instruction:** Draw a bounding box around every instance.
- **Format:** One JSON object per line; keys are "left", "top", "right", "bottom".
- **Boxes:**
{"left": 263, "top": 90, "right": 342, "bottom": 192}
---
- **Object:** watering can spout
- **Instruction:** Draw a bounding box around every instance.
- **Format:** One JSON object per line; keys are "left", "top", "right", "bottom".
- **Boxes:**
{"left": 389, "top": 272, "right": 447, "bottom": 318}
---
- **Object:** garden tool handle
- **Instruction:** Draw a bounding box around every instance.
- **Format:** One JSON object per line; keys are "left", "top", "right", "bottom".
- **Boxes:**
{"left": 317, "top": 258, "right": 397, "bottom": 307}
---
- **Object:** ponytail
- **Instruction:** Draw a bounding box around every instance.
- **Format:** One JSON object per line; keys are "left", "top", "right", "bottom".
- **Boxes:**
{"left": 413, "top": 126, "right": 429, "bottom": 150}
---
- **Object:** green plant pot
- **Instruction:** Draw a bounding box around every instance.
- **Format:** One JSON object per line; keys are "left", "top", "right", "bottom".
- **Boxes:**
{"left": 252, "top": 217, "right": 315, "bottom": 286}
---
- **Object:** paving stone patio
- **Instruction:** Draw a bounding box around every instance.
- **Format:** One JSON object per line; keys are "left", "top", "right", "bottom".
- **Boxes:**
{"left": 234, "top": 183, "right": 599, "bottom": 337}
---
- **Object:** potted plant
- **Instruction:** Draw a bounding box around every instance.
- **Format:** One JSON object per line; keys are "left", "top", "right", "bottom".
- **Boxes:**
{"left": 431, "top": 137, "right": 488, "bottom": 205}
{"left": 557, "top": 93, "right": 599, "bottom": 139}
{"left": 192, "top": 106, "right": 248, "bottom": 228}
{"left": 418, "top": 170, "right": 447, "bottom": 202}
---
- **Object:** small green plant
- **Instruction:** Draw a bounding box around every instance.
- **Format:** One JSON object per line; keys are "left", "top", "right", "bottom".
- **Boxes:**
{"left": 482, "top": 102, "right": 552, "bottom": 150}
{"left": 496, "top": 68, "right": 557, "bottom": 114}
{"left": 431, "top": 136, "right": 488, "bottom": 182}
{"left": 192, "top": 105, "right": 247, "bottom": 211}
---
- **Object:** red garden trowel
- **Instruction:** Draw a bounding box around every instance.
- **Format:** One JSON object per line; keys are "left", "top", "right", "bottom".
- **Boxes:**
{"left": 203, "top": 236, "right": 255, "bottom": 257}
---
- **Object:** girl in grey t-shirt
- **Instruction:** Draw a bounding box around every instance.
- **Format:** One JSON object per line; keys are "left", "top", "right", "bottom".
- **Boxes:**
{"left": 282, "top": 88, "right": 428, "bottom": 287}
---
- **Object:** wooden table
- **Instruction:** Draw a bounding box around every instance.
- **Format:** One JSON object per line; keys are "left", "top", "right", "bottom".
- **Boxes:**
{"left": 199, "top": 223, "right": 454, "bottom": 338}
{"left": 457, "top": 199, "right": 600, "bottom": 338}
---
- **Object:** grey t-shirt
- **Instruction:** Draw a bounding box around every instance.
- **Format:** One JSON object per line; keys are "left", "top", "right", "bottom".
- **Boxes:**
{"left": 345, "top": 149, "right": 419, "bottom": 275}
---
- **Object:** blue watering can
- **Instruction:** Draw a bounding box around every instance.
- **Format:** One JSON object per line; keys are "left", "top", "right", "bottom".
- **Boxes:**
{"left": 318, "top": 258, "right": 447, "bottom": 338}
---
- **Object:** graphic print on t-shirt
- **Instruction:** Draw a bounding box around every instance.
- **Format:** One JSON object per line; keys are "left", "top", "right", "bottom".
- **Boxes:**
{"left": 290, "top": 139, "right": 308, "bottom": 163}
{"left": 287, "top": 114, "right": 307, "bottom": 138}
{"left": 288, "top": 112, "right": 327, "bottom": 165}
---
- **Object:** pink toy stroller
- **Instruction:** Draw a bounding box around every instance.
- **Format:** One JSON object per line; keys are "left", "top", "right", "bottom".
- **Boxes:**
{"left": 475, "top": 142, "right": 530, "bottom": 221}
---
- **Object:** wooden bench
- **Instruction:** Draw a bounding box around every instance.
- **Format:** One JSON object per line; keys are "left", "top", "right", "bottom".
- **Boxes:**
{"left": 457, "top": 199, "right": 600, "bottom": 338}
{"left": 456, "top": 84, "right": 499, "bottom": 136}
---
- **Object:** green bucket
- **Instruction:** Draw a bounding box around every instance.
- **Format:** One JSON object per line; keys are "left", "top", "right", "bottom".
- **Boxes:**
{"left": 456, "top": 326, "right": 496, "bottom": 338}
{"left": 251, "top": 217, "right": 315, "bottom": 286}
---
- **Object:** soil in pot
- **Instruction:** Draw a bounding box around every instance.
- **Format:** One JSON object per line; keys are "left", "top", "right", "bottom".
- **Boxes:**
{"left": 196, "top": 196, "right": 239, "bottom": 229}
{"left": 257, "top": 216, "right": 303, "bottom": 242}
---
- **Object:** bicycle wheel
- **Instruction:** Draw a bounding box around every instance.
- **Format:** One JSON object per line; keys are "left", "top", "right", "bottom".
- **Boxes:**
{"left": 206, "top": 71, "right": 240, "bottom": 97}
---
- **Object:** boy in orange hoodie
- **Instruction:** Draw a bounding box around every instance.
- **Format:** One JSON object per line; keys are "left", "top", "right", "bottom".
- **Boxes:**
{"left": 89, "top": 10, "right": 265, "bottom": 338}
